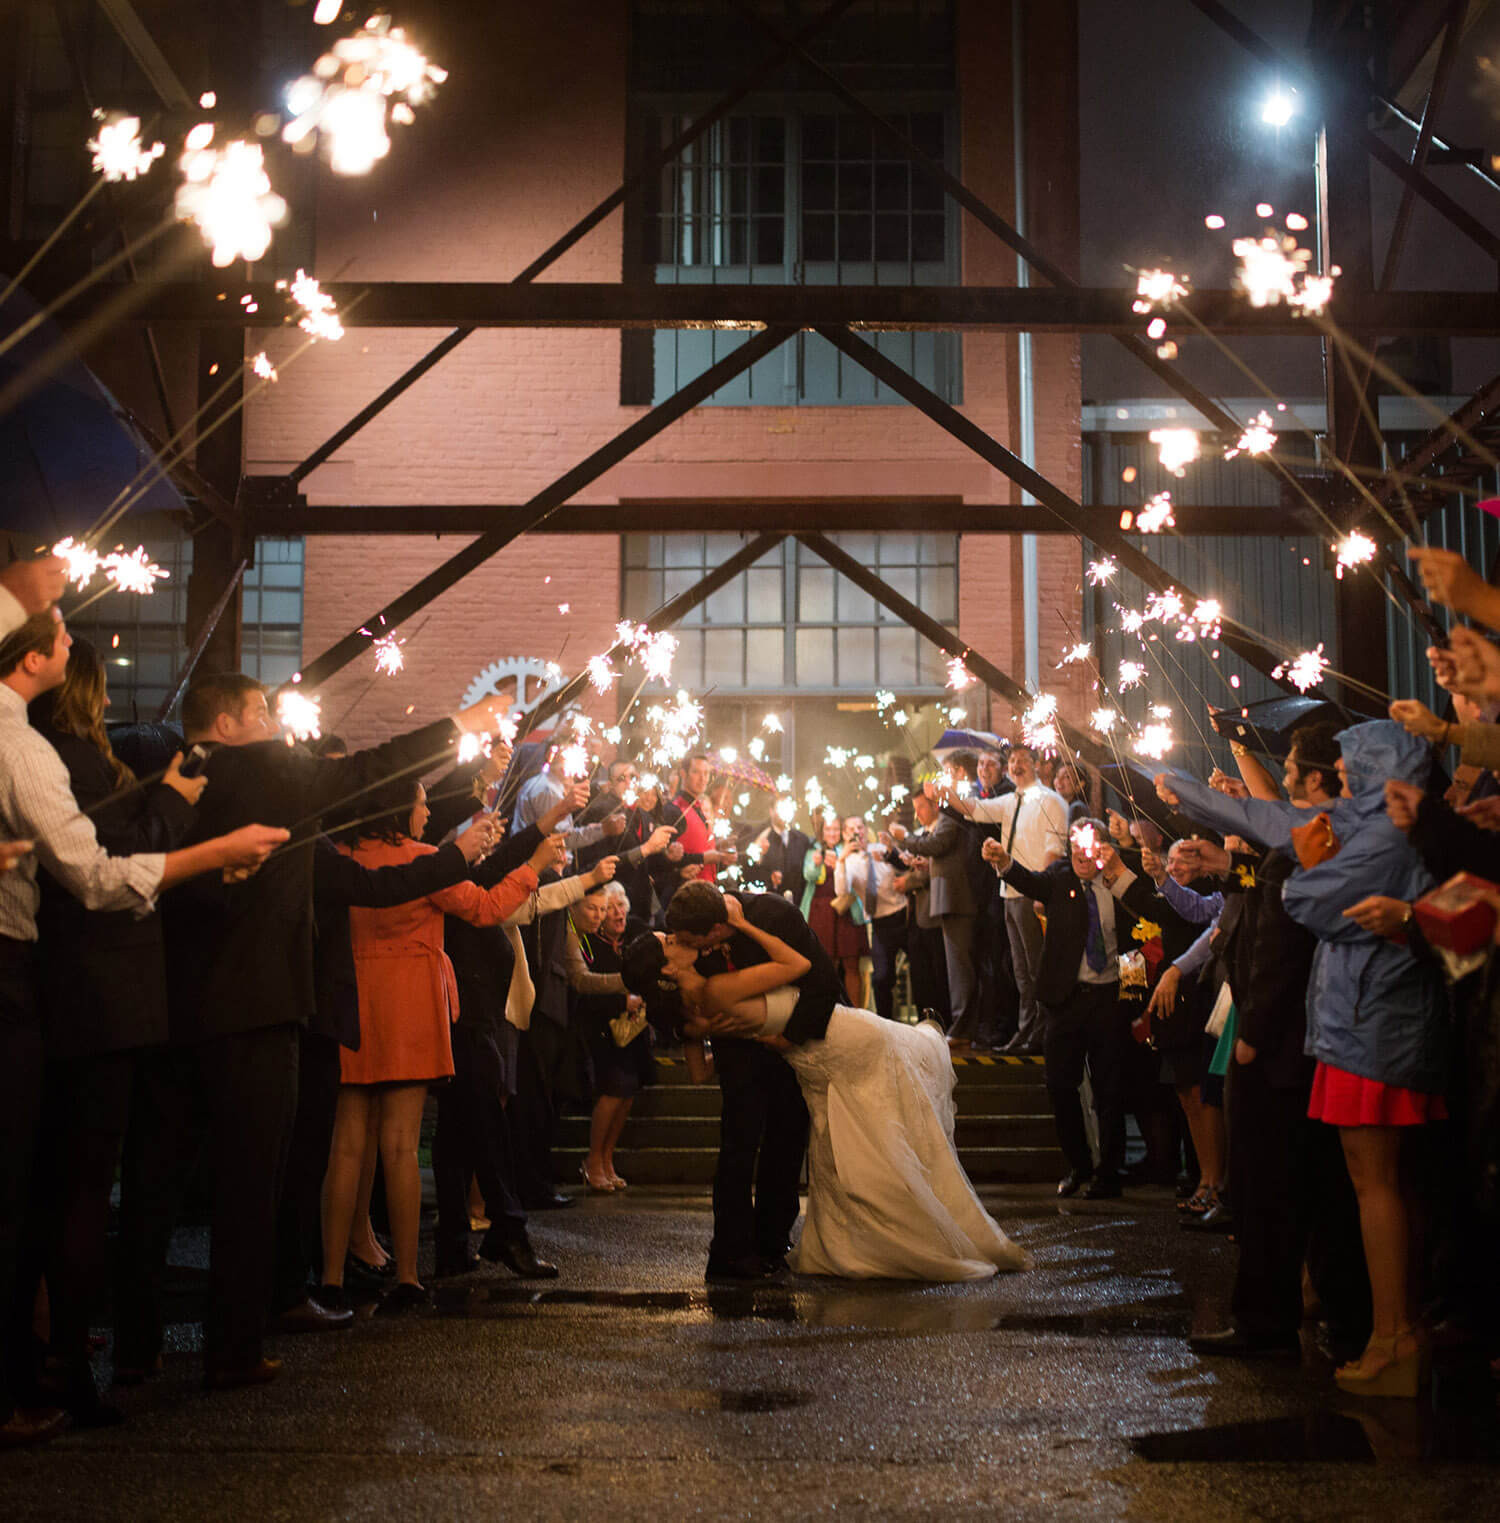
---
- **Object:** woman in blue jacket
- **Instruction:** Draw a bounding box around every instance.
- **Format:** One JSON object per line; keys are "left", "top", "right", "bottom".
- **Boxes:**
{"left": 1158, "top": 720, "right": 1445, "bottom": 1398}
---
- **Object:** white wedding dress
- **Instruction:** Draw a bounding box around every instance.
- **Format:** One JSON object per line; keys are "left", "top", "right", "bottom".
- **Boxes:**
{"left": 762, "top": 993, "right": 1032, "bottom": 1282}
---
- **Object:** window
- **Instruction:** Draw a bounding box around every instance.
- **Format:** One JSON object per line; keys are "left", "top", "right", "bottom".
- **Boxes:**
{"left": 238, "top": 537, "right": 304, "bottom": 689}
{"left": 621, "top": 531, "right": 956, "bottom": 692}
{"left": 627, "top": 1, "right": 960, "bottom": 405}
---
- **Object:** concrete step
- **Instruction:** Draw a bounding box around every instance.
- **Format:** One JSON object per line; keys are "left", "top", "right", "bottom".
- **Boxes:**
{"left": 554, "top": 1143, "right": 1063, "bottom": 1186}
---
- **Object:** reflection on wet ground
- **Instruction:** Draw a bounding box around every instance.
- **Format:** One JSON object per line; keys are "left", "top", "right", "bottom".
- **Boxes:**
{"left": 426, "top": 1280, "right": 1191, "bottom": 1337}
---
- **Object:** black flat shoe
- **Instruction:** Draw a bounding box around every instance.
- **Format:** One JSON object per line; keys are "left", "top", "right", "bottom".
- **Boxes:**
{"left": 480, "top": 1231, "right": 558, "bottom": 1279}
{"left": 1190, "top": 1325, "right": 1300, "bottom": 1359}
{"left": 1056, "top": 1168, "right": 1092, "bottom": 1198}
{"left": 1083, "top": 1173, "right": 1123, "bottom": 1199}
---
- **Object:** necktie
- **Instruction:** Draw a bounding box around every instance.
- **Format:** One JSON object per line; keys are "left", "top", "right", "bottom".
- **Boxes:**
{"left": 1006, "top": 792, "right": 1025, "bottom": 852}
{"left": 1084, "top": 885, "right": 1108, "bottom": 973}
{"left": 861, "top": 854, "right": 878, "bottom": 919}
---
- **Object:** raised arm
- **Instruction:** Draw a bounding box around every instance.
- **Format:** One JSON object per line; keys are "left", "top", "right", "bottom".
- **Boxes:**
{"left": 700, "top": 896, "right": 812, "bottom": 1018}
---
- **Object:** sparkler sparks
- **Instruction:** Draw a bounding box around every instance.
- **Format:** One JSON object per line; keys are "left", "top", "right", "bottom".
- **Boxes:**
{"left": 456, "top": 731, "right": 492, "bottom": 766}
{"left": 54, "top": 538, "right": 100, "bottom": 589}
{"left": 1118, "top": 660, "right": 1148, "bottom": 690}
{"left": 1224, "top": 409, "right": 1278, "bottom": 459}
{"left": 1021, "top": 693, "right": 1060, "bottom": 752}
{"left": 559, "top": 743, "right": 590, "bottom": 779}
{"left": 1334, "top": 530, "right": 1377, "bottom": 579}
{"left": 276, "top": 269, "right": 344, "bottom": 342}
{"left": 371, "top": 633, "right": 405, "bottom": 676}
{"left": 1273, "top": 644, "right": 1330, "bottom": 693}
{"left": 251, "top": 351, "right": 279, "bottom": 382}
{"left": 586, "top": 654, "right": 614, "bottom": 693}
{"left": 1086, "top": 557, "right": 1117, "bottom": 586}
{"left": 1090, "top": 708, "right": 1120, "bottom": 734}
{"left": 282, "top": 13, "right": 448, "bottom": 176}
{"left": 89, "top": 112, "right": 164, "bottom": 182}
{"left": 1135, "top": 492, "right": 1176, "bottom": 534}
{"left": 762, "top": 712, "right": 784, "bottom": 733}
{"left": 55, "top": 540, "right": 170, "bottom": 597}
{"left": 1133, "top": 723, "right": 1175, "bottom": 760}
{"left": 1058, "top": 642, "right": 1092, "bottom": 667}
{"left": 277, "top": 689, "right": 322, "bottom": 743}
{"left": 946, "top": 655, "right": 974, "bottom": 691}
{"left": 1232, "top": 231, "right": 1338, "bottom": 315}
{"left": 1131, "top": 268, "right": 1190, "bottom": 312}
{"left": 1149, "top": 428, "right": 1200, "bottom": 477}
{"left": 176, "top": 127, "right": 287, "bottom": 267}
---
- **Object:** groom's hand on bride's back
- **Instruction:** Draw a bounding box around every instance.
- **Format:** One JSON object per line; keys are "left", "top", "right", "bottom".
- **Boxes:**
{"left": 701, "top": 1005, "right": 772, "bottom": 1038}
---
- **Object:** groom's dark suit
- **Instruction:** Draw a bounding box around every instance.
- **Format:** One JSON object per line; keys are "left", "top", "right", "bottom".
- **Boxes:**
{"left": 706, "top": 894, "right": 842, "bottom": 1270}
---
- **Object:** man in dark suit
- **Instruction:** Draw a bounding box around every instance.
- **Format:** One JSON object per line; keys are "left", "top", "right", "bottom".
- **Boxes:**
{"left": 115, "top": 672, "right": 509, "bottom": 1389}
{"left": 981, "top": 818, "right": 1158, "bottom": 1199}
{"left": 746, "top": 812, "right": 811, "bottom": 907}
{"left": 664, "top": 881, "right": 843, "bottom": 1280}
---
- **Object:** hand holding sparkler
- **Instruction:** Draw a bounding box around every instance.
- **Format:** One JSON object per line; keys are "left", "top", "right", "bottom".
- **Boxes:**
{"left": 162, "top": 752, "right": 209, "bottom": 807}
{"left": 0, "top": 555, "right": 66, "bottom": 616}
{"left": 1408, "top": 545, "right": 1500, "bottom": 627}
{"left": 980, "top": 837, "right": 1010, "bottom": 874}
{"left": 1444, "top": 626, "right": 1500, "bottom": 702}
{"left": 1208, "top": 767, "right": 1250, "bottom": 799}
{"left": 603, "top": 812, "right": 628, "bottom": 838}
{"left": 1140, "top": 845, "right": 1166, "bottom": 885}
{"left": 456, "top": 817, "right": 502, "bottom": 864}
{"left": 1384, "top": 779, "right": 1424, "bottom": 835}
{"left": 1178, "top": 839, "right": 1232, "bottom": 876}
{"left": 1388, "top": 699, "right": 1449, "bottom": 744}
{"left": 1458, "top": 797, "right": 1500, "bottom": 832}
{"left": 639, "top": 825, "right": 675, "bottom": 857}
{"left": 588, "top": 855, "right": 619, "bottom": 887}
{"left": 1106, "top": 810, "right": 1134, "bottom": 849}
{"left": 1153, "top": 774, "right": 1181, "bottom": 808}
{"left": 530, "top": 834, "right": 567, "bottom": 875}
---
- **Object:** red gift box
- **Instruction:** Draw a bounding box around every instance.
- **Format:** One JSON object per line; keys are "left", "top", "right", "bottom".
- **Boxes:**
{"left": 1413, "top": 872, "right": 1500, "bottom": 957}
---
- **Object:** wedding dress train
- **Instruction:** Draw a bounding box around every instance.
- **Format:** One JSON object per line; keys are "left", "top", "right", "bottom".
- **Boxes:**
{"left": 770, "top": 997, "right": 1032, "bottom": 1281}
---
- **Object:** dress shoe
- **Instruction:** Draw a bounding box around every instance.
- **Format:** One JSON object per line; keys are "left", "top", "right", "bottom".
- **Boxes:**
{"left": 0, "top": 1406, "right": 68, "bottom": 1448}
{"left": 1056, "top": 1168, "right": 1092, "bottom": 1198}
{"left": 481, "top": 1231, "right": 559, "bottom": 1279}
{"left": 434, "top": 1240, "right": 481, "bottom": 1278}
{"left": 1083, "top": 1172, "right": 1123, "bottom": 1199}
{"left": 1190, "top": 1325, "right": 1300, "bottom": 1360}
{"left": 203, "top": 1356, "right": 282, "bottom": 1392}
{"left": 269, "top": 1296, "right": 354, "bottom": 1334}
{"left": 524, "top": 1192, "right": 576, "bottom": 1211}
{"left": 377, "top": 1282, "right": 430, "bottom": 1315}
{"left": 705, "top": 1255, "right": 775, "bottom": 1283}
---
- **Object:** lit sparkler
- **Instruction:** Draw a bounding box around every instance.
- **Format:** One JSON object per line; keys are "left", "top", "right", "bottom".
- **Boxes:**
{"left": 1058, "top": 642, "right": 1092, "bottom": 667}
{"left": 89, "top": 112, "right": 165, "bottom": 182}
{"left": 100, "top": 548, "right": 168, "bottom": 596}
{"left": 1133, "top": 723, "right": 1175, "bottom": 760}
{"left": 1334, "top": 531, "right": 1376, "bottom": 579}
{"left": 1149, "top": 427, "right": 1200, "bottom": 477}
{"left": 175, "top": 126, "right": 287, "bottom": 267}
{"left": 282, "top": 12, "right": 448, "bottom": 176}
{"left": 586, "top": 654, "right": 614, "bottom": 692}
{"left": 251, "top": 351, "right": 279, "bottom": 382}
{"left": 1224, "top": 410, "right": 1277, "bottom": 459}
{"left": 372, "top": 633, "right": 404, "bottom": 676}
{"left": 1132, "top": 268, "right": 1190, "bottom": 312}
{"left": 53, "top": 538, "right": 100, "bottom": 589}
{"left": 456, "top": 731, "right": 492, "bottom": 766}
{"left": 1136, "top": 491, "right": 1176, "bottom": 533}
{"left": 1022, "top": 692, "right": 1060, "bottom": 752}
{"left": 1086, "top": 557, "right": 1117, "bottom": 586}
{"left": 1232, "top": 231, "right": 1338, "bottom": 315}
{"left": 276, "top": 269, "right": 344, "bottom": 342}
{"left": 559, "top": 743, "right": 590, "bottom": 779}
{"left": 763, "top": 712, "right": 784, "bottom": 732}
{"left": 773, "top": 795, "right": 796, "bottom": 826}
{"left": 1118, "top": 660, "right": 1147, "bottom": 689}
{"left": 1090, "top": 708, "right": 1120, "bottom": 734}
{"left": 277, "top": 688, "right": 322, "bottom": 743}
{"left": 1273, "top": 644, "right": 1330, "bottom": 693}
{"left": 946, "top": 655, "right": 974, "bottom": 691}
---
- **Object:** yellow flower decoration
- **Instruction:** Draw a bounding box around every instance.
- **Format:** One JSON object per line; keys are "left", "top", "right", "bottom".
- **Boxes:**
{"left": 1132, "top": 918, "right": 1162, "bottom": 944}
{"left": 1236, "top": 864, "right": 1257, "bottom": 889}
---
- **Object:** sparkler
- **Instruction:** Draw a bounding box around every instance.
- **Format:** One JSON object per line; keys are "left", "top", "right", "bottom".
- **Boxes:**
{"left": 1090, "top": 708, "right": 1120, "bottom": 734}
{"left": 456, "top": 731, "right": 492, "bottom": 766}
{"left": 560, "top": 743, "right": 590, "bottom": 779}
{"left": 1135, "top": 492, "right": 1176, "bottom": 534}
{"left": 1333, "top": 531, "right": 1377, "bottom": 579}
{"left": 1132, "top": 268, "right": 1190, "bottom": 312}
{"left": 54, "top": 538, "right": 100, "bottom": 589}
{"left": 946, "top": 655, "right": 974, "bottom": 691}
{"left": 763, "top": 712, "right": 784, "bottom": 733}
{"left": 372, "top": 633, "right": 404, "bottom": 676}
{"left": 1273, "top": 645, "right": 1330, "bottom": 693}
{"left": 1149, "top": 428, "right": 1200, "bottom": 477}
{"left": 1118, "top": 660, "right": 1147, "bottom": 689}
{"left": 1224, "top": 409, "right": 1277, "bottom": 459}
{"left": 89, "top": 112, "right": 165, "bottom": 182}
{"left": 1086, "top": 557, "right": 1117, "bottom": 586}
{"left": 276, "top": 269, "right": 344, "bottom": 342}
{"left": 1058, "top": 642, "right": 1092, "bottom": 667}
{"left": 1133, "top": 723, "right": 1175, "bottom": 760}
{"left": 277, "top": 689, "right": 322, "bottom": 743}
{"left": 282, "top": 13, "right": 448, "bottom": 176}
{"left": 1232, "top": 231, "right": 1338, "bottom": 315}
{"left": 1021, "top": 693, "right": 1059, "bottom": 752}
{"left": 586, "top": 654, "right": 614, "bottom": 692}
{"left": 175, "top": 126, "right": 287, "bottom": 267}
{"left": 251, "top": 351, "right": 279, "bottom": 382}
{"left": 101, "top": 548, "right": 168, "bottom": 596}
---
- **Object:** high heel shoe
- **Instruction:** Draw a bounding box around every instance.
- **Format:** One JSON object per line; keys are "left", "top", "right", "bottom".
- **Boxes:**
{"left": 606, "top": 1168, "right": 628, "bottom": 1190}
{"left": 1333, "top": 1329, "right": 1425, "bottom": 1398}
{"left": 580, "top": 1161, "right": 614, "bottom": 1193}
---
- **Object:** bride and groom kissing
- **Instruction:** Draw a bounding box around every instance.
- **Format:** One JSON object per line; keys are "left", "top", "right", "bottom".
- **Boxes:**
{"left": 621, "top": 882, "right": 1031, "bottom": 1284}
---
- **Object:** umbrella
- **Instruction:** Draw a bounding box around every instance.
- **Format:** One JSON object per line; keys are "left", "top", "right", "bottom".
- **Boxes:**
{"left": 1, "top": 283, "right": 186, "bottom": 543}
{"left": 711, "top": 753, "right": 776, "bottom": 792}
{"left": 1207, "top": 695, "right": 1351, "bottom": 757}
{"left": 931, "top": 728, "right": 1006, "bottom": 761}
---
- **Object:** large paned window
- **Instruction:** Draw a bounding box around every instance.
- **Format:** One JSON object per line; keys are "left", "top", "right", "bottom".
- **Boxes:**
{"left": 621, "top": 532, "right": 956, "bottom": 693}
{"left": 627, "top": 1, "right": 960, "bottom": 405}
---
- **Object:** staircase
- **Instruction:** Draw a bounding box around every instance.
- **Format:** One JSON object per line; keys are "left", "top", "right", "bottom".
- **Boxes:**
{"left": 554, "top": 1051, "right": 1063, "bottom": 1186}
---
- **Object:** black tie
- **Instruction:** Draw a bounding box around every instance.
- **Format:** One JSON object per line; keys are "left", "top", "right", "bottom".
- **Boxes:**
{"left": 1006, "top": 792, "right": 1025, "bottom": 853}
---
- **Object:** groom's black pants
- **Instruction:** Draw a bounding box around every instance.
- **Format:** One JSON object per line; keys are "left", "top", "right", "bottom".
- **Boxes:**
{"left": 710, "top": 1038, "right": 808, "bottom": 1266}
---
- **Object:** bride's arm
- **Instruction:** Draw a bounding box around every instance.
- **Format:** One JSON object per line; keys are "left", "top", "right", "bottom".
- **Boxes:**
{"left": 699, "top": 897, "right": 811, "bottom": 1021}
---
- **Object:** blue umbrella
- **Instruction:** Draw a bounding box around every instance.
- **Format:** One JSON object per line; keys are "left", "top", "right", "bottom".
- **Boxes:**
{"left": 0, "top": 282, "right": 185, "bottom": 543}
{"left": 932, "top": 727, "right": 1006, "bottom": 760}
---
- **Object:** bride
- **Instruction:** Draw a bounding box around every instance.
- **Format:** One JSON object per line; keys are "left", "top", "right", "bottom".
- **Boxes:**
{"left": 623, "top": 897, "right": 1031, "bottom": 1282}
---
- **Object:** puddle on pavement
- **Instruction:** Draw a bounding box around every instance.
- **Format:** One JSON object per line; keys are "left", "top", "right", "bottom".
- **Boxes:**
{"left": 1132, "top": 1403, "right": 1500, "bottom": 1465}
{"left": 428, "top": 1282, "right": 1185, "bottom": 1336}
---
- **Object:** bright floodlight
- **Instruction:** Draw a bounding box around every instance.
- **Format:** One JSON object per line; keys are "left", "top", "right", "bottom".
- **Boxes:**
{"left": 1261, "top": 91, "right": 1296, "bottom": 127}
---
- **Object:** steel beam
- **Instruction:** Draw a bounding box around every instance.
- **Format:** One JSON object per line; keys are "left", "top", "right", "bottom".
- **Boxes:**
{"left": 248, "top": 498, "right": 1313, "bottom": 538}
{"left": 284, "top": 0, "right": 859, "bottom": 484}
{"left": 83, "top": 281, "right": 1500, "bottom": 335}
{"left": 292, "top": 326, "right": 797, "bottom": 690}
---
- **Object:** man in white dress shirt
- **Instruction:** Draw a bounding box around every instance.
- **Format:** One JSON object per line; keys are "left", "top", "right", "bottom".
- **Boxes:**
{"left": 951, "top": 744, "right": 1067, "bottom": 1054}
{"left": 835, "top": 817, "right": 908, "bottom": 1020}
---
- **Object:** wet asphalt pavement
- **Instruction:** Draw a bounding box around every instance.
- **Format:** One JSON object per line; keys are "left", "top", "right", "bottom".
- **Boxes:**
{"left": 5, "top": 1184, "right": 1496, "bottom": 1520}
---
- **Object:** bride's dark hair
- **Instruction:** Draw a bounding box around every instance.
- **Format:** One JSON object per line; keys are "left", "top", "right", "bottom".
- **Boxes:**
{"left": 621, "top": 932, "right": 685, "bottom": 1037}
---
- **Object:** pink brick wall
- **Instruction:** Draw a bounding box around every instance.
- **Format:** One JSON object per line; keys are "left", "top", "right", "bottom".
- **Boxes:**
{"left": 243, "top": 1, "right": 1084, "bottom": 751}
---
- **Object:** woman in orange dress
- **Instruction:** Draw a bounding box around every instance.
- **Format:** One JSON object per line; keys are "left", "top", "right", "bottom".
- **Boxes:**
{"left": 320, "top": 778, "right": 559, "bottom": 1306}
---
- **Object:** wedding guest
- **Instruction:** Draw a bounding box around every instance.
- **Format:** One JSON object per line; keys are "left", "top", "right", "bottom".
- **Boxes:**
{"left": 746, "top": 808, "right": 812, "bottom": 906}
{"left": 835, "top": 817, "right": 907, "bottom": 1020}
{"left": 320, "top": 779, "right": 553, "bottom": 1309}
{"left": 800, "top": 814, "right": 865, "bottom": 1004}
{"left": 672, "top": 755, "right": 734, "bottom": 885}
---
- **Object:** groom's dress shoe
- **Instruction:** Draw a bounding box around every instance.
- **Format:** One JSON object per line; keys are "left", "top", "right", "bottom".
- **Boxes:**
{"left": 481, "top": 1230, "right": 558, "bottom": 1279}
{"left": 1190, "top": 1325, "right": 1300, "bottom": 1360}
{"left": 705, "top": 1255, "right": 774, "bottom": 1283}
{"left": 269, "top": 1296, "right": 353, "bottom": 1334}
{"left": 1056, "top": 1168, "right": 1091, "bottom": 1198}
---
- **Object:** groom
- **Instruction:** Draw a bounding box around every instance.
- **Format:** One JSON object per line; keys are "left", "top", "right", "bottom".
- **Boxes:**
{"left": 664, "top": 882, "right": 843, "bottom": 1281}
